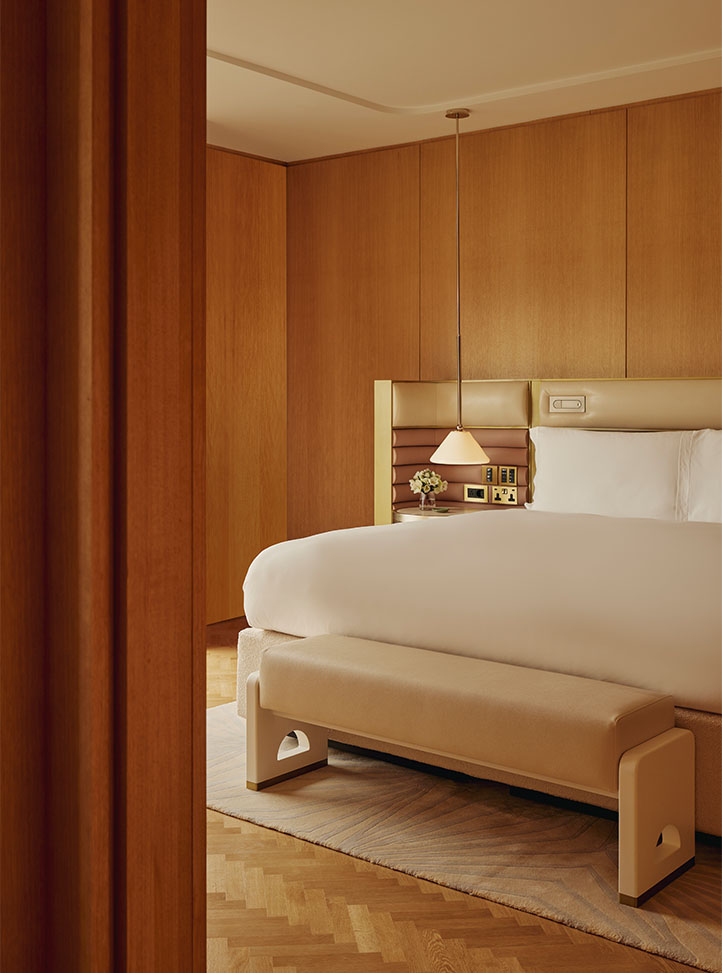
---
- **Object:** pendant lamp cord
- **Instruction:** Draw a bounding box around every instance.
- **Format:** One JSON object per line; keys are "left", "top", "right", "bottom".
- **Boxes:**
{"left": 455, "top": 114, "right": 462, "bottom": 430}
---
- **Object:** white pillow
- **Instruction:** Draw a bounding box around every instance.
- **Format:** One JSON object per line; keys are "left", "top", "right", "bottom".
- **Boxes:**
{"left": 687, "top": 429, "right": 722, "bottom": 523}
{"left": 527, "top": 427, "right": 689, "bottom": 521}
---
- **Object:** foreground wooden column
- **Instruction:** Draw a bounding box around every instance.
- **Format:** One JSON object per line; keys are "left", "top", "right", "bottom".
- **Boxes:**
{"left": 0, "top": 0, "right": 206, "bottom": 968}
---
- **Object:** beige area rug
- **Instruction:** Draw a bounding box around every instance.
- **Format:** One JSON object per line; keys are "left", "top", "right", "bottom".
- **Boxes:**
{"left": 207, "top": 702, "right": 722, "bottom": 972}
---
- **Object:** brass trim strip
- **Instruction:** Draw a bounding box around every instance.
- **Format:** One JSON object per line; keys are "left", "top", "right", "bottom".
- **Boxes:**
{"left": 392, "top": 425, "right": 529, "bottom": 430}
{"left": 374, "top": 381, "right": 393, "bottom": 525}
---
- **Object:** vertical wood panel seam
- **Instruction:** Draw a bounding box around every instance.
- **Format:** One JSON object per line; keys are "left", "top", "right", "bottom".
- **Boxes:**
{"left": 286, "top": 166, "right": 291, "bottom": 542}
{"left": 112, "top": 0, "right": 128, "bottom": 959}
{"left": 190, "top": 32, "right": 198, "bottom": 956}
{"left": 417, "top": 144, "right": 421, "bottom": 381}
{"left": 41, "top": 15, "right": 52, "bottom": 951}
{"left": 191, "top": 0, "right": 206, "bottom": 956}
{"left": 618, "top": 99, "right": 632, "bottom": 378}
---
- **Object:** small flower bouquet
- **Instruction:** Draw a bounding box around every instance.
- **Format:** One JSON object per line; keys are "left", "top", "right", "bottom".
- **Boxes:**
{"left": 409, "top": 468, "right": 448, "bottom": 510}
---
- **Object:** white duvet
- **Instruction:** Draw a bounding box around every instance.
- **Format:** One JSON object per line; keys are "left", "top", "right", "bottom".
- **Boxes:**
{"left": 243, "top": 510, "right": 722, "bottom": 714}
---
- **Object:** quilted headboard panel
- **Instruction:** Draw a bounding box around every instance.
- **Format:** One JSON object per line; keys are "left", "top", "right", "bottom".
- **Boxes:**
{"left": 391, "top": 428, "right": 529, "bottom": 506}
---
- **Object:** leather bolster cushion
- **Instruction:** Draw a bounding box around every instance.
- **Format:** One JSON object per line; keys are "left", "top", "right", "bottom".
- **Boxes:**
{"left": 259, "top": 635, "right": 675, "bottom": 795}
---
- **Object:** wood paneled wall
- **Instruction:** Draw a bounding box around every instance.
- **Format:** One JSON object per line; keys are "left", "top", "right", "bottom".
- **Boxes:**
{"left": 421, "top": 112, "right": 627, "bottom": 379}
{"left": 207, "top": 148, "right": 287, "bottom": 622}
{"left": 627, "top": 92, "right": 721, "bottom": 377}
{"left": 287, "top": 147, "right": 421, "bottom": 538}
{"left": 207, "top": 91, "right": 720, "bottom": 557}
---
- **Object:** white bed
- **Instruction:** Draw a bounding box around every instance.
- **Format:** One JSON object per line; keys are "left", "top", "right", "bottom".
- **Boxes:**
{"left": 237, "top": 378, "right": 722, "bottom": 835}
{"left": 243, "top": 510, "right": 721, "bottom": 715}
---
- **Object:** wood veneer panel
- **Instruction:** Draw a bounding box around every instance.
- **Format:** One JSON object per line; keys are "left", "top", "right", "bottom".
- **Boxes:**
{"left": 420, "top": 112, "right": 626, "bottom": 380}
{"left": 287, "top": 147, "right": 420, "bottom": 538}
{"left": 627, "top": 93, "right": 722, "bottom": 377}
{"left": 116, "top": 0, "right": 206, "bottom": 965}
{"left": 0, "top": 0, "right": 47, "bottom": 967}
{"left": 45, "top": 0, "right": 114, "bottom": 966}
{"left": 206, "top": 148, "right": 286, "bottom": 623}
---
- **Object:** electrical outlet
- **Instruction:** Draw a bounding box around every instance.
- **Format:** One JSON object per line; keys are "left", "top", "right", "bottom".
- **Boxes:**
{"left": 492, "top": 485, "right": 518, "bottom": 505}
{"left": 481, "top": 465, "right": 497, "bottom": 484}
{"left": 463, "top": 484, "right": 488, "bottom": 503}
{"left": 498, "top": 466, "right": 517, "bottom": 486}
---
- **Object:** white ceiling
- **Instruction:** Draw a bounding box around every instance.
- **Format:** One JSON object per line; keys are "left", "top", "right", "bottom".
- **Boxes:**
{"left": 207, "top": 0, "right": 721, "bottom": 162}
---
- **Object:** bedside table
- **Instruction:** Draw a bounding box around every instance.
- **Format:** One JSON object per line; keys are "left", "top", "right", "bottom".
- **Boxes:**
{"left": 392, "top": 502, "right": 500, "bottom": 523}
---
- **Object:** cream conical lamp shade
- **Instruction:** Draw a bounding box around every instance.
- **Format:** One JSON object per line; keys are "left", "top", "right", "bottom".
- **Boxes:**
{"left": 430, "top": 429, "right": 490, "bottom": 465}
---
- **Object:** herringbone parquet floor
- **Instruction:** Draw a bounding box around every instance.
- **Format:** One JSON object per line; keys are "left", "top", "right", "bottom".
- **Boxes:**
{"left": 206, "top": 620, "right": 697, "bottom": 972}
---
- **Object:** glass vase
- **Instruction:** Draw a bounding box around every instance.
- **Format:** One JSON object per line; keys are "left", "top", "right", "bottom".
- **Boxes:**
{"left": 419, "top": 492, "right": 436, "bottom": 511}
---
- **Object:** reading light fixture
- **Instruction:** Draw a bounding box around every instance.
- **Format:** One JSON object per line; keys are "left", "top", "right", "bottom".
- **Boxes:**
{"left": 430, "top": 110, "right": 490, "bottom": 467}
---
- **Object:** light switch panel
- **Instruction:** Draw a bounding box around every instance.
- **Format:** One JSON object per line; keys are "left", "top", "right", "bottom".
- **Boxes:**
{"left": 548, "top": 395, "right": 586, "bottom": 414}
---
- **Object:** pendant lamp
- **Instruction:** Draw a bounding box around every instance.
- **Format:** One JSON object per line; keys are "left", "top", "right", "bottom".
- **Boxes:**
{"left": 430, "top": 110, "right": 490, "bottom": 467}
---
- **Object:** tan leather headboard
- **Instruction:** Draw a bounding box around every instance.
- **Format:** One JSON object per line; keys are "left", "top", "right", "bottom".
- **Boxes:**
{"left": 393, "top": 380, "right": 529, "bottom": 428}
{"left": 533, "top": 379, "right": 722, "bottom": 430}
{"left": 376, "top": 378, "right": 722, "bottom": 524}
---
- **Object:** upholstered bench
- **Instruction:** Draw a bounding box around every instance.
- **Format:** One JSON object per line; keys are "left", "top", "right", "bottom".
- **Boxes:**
{"left": 245, "top": 634, "right": 695, "bottom": 906}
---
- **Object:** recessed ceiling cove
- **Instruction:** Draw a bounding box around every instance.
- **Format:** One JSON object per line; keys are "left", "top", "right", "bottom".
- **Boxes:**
{"left": 207, "top": 0, "right": 721, "bottom": 161}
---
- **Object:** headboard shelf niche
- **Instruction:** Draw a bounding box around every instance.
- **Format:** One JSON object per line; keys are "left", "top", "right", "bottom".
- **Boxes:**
{"left": 375, "top": 380, "right": 531, "bottom": 524}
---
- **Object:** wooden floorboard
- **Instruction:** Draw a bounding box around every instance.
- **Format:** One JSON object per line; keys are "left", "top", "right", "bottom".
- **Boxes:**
{"left": 206, "top": 620, "right": 697, "bottom": 972}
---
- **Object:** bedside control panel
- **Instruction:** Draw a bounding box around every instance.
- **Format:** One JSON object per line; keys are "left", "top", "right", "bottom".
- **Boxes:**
{"left": 481, "top": 465, "right": 518, "bottom": 486}
{"left": 464, "top": 468, "right": 520, "bottom": 506}
{"left": 463, "top": 484, "right": 489, "bottom": 503}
